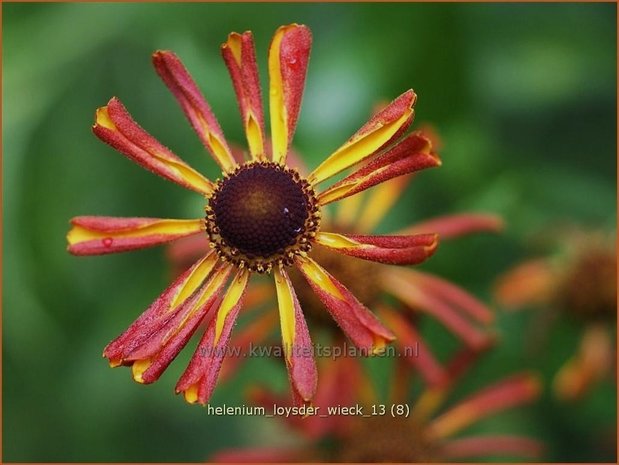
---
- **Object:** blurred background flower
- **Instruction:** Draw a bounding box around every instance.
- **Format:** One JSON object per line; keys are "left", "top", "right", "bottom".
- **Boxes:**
{"left": 495, "top": 229, "right": 616, "bottom": 420}
{"left": 3, "top": 2, "right": 616, "bottom": 462}
{"left": 214, "top": 350, "right": 543, "bottom": 462}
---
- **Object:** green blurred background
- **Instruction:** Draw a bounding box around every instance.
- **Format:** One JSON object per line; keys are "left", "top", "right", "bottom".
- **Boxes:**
{"left": 2, "top": 2, "right": 616, "bottom": 462}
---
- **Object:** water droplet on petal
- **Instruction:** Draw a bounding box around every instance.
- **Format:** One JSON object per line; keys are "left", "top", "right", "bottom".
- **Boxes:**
{"left": 102, "top": 237, "right": 113, "bottom": 248}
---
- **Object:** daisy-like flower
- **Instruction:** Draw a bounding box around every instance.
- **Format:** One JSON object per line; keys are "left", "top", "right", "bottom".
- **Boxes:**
{"left": 170, "top": 198, "right": 503, "bottom": 388}
{"left": 214, "top": 349, "right": 543, "bottom": 462}
{"left": 67, "top": 24, "right": 445, "bottom": 405}
{"left": 495, "top": 229, "right": 616, "bottom": 401}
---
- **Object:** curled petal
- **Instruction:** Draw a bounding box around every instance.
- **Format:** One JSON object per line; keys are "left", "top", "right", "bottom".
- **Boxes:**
{"left": 316, "top": 232, "right": 438, "bottom": 265}
{"left": 67, "top": 216, "right": 203, "bottom": 256}
{"left": 400, "top": 213, "right": 504, "bottom": 239}
{"left": 318, "top": 132, "right": 440, "bottom": 205}
{"left": 176, "top": 268, "right": 250, "bottom": 404}
{"left": 269, "top": 24, "right": 312, "bottom": 164}
{"left": 93, "top": 98, "right": 214, "bottom": 194}
{"left": 441, "top": 435, "right": 544, "bottom": 460}
{"left": 103, "top": 252, "right": 221, "bottom": 369}
{"left": 377, "top": 305, "right": 447, "bottom": 386}
{"left": 221, "top": 31, "right": 266, "bottom": 160}
{"left": 274, "top": 267, "right": 317, "bottom": 404}
{"left": 152, "top": 51, "right": 236, "bottom": 171}
{"left": 294, "top": 255, "right": 395, "bottom": 352}
{"left": 427, "top": 373, "right": 541, "bottom": 439}
{"left": 308, "top": 90, "right": 416, "bottom": 185}
{"left": 382, "top": 267, "right": 489, "bottom": 348}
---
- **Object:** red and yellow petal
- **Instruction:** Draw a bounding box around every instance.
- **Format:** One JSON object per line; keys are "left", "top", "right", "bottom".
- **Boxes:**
{"left": 221, "top": 31, "right": 266, "bottom": 160}
{"left": 427, "top": 373, "right": 541, "bottom": 439}
{"left": 152, "top": 51, "right": 236, "bottom": 172}
{"left": 308, "top": 90, "right": 416, "bottom": 186}
{"left": 317, "top": 132, "right": 439, "bottom": 206}
{"left": 294, "top": 255, "right": 395, "bottom": 353}
{"left": 67, "top": 216, "right": 204, "bottom": 255}
{"left": 274, "top": 267, "right": 317, "bottom": 404}
{"left": 441, "top": 435, "right": 544, "bottom": 460}
{"left": 103, "top": 251, "right": 221, "bottom": 369}
{"left": 400, "top": 213, "right": 504, "bottom": 239}
{"left": 316, "top": 231, "right": 438, "bottom": 266}
{"left": 381, "top": 267, "right": 489, "bottom": 348}
{"left": 269, "top": 24, "right": 312, "bottom": 164}
{"left": 176, "top": 268, "right": 250, "bottom": 405}
{"left": 93, "top": 98, "right": 214, "bottom": 194}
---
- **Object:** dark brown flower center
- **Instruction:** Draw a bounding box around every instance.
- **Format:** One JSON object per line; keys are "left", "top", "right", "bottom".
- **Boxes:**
{"left": 558, "top": 247, "right": 616, "bottom": 321}
{"left": 205, "top": 161, "right": 320, "bottom": 273}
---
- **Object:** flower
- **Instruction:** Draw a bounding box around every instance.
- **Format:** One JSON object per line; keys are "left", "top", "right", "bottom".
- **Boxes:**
{"left": 67, "top": 24, "right": 446, "bottom": 406}
{"left": 213, "top": 348, "right": 543, "bottom": 462}
{"left": 170, "top": 189, "right": 503, "bottom": 388}
{"left": 495, "top": 229, "right": 616, "bottom": 400}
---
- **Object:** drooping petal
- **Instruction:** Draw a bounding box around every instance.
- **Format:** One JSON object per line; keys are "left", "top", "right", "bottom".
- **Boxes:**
{"left": 441, "top": 435, "right": 544, "bottom": 460}
{"left": 427, "top": 373, "right": 541, "bottom": 439}
{"left": 221, "top": 31, "right": 266, "bottom": 160}
{"left": 381, "top": 267, "right": 489, "bottom": 348}
{"left": 404, "top": 269, "right": 494, "bottom": 324}
{"left": 553, "top": 324, "right": 613, "bottom": 401}
{"left": 268, "top": 24, "right": 312, "bottom": 164}
{"left": 308, "top": 90, "right": 416, "bottom": 185}
{"left": 400, "top": 213, "right": 504, "bottom": 239}
{"left": 274, "top": 267, "right": 317, "bottom": 404}
{"left": 316, "top": 232, "right": 438, "bottom": 265}
{"left": 377, "top": 305, "right": 447, "bottom": 386}
{"left": 129, "top": 266, "right": 231, "bottom": 384}
{"left": 294, "top": 255, "right": 395, "bottom": 352}
{"left": 93, "top": 98, "right": 214, "bottom": 194}
{"left": 67, "top": 216, "right": 204, "bottom": 255}
{"left": 152, "top": 51, "right": 236, "bottom": 171}
{"left": 317, "top": 132, "right": 439, "bottom": 206}
{"left": 176, "top": 268, "right": 250, "bottom": 404}
{"left": 103, "top": 251, "right": 221, "bottom": 368}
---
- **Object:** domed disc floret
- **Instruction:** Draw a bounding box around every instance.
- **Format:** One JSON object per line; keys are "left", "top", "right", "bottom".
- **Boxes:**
{"left": 205, "top": 161, "right": 321, "bottom": 273}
